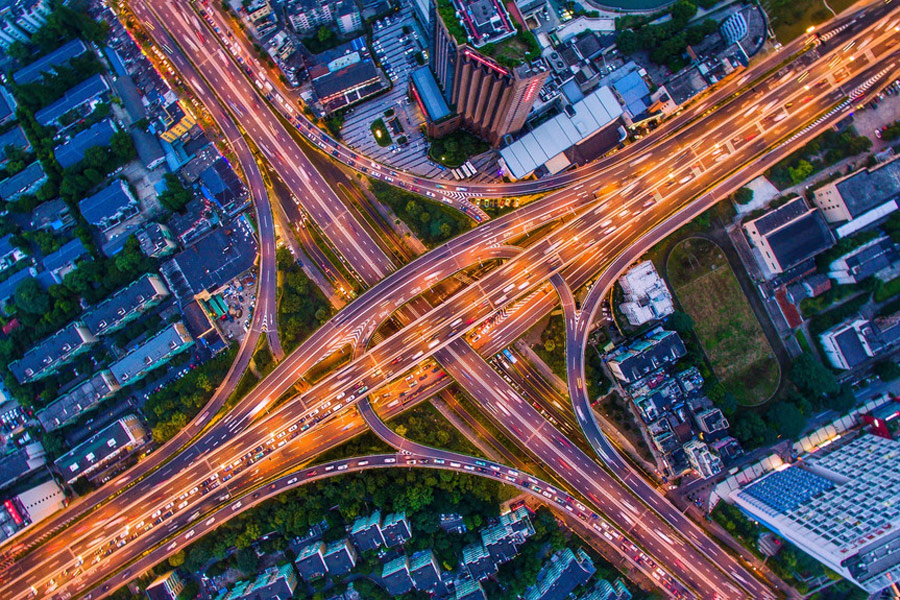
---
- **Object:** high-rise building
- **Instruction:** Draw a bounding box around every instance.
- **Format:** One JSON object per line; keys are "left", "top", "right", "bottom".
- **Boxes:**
{"left": 731, "top": 434, "right": 900, "bottom": 593}
{"left": 427, "top": 0, "right": 547, "bottom": 146}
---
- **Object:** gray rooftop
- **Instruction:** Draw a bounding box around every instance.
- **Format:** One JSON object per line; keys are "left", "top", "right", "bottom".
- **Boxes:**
{"left": 0, "top": 161, "right": 46, "bottom": 201}
{"left": 54, "top": 119, "right": 117, "bottom": 169}
{"left": 750, "top": 196, "right": 809, "bottom": 236}
{"left": 8, "top": 322, "right": 95, "bottom": 383}
{"left": 766, "top": 209, "right": 834, "bottom": 271}
{"left": 35, "top": 74, "right": 110, "bottom": 126}
{"left": 13, "top": 39, "right": 88, "bottom": 85}
{"left": 836, "top": 157, "right": 900, "bottom": 218}
{"left": 81, "top": 273, "right": 168, "bottom": 336}
{"left": 53, "top": 415, "right": 145, "bottom": 480}
{"left": 42, "top": 237, "right": 88, "bottom": 273}
{"left": 108, "top": 322, "right": 192, "bottom": 385}
{"left": 78, "top": 179, "right": 134, "bottom": 227}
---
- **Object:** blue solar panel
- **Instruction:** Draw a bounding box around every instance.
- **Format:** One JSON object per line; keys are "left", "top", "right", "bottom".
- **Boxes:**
{"left": 743, "top": 467, "right": 835, "bottom": 514}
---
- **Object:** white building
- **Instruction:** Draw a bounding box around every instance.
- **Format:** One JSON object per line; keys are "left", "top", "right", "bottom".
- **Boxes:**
{"left": 731, "top": 434, "right": 900, "bottom": 594}
{"left": 683, "top": 439, "right": 723, "bottom": 479}
{"left": 0, "top": 0, "right": 51, "bottom": 49}
{"left": 618, "top": 261, "right": 674, "bottom": 326}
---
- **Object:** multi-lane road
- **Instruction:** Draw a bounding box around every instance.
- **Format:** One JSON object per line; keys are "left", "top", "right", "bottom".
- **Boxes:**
{"left": 4, "top": 2, "right": 900, "bottom": 599}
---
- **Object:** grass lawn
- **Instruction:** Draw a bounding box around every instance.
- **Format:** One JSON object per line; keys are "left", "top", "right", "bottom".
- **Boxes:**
{"left": 667, "top": 238, "right": 779, "bottom": 406}
{"left": 764, "top": 0, "right": 864, "bottom": 44}
{"left": 370, "top": 118, "right": 392, "bottom": 147}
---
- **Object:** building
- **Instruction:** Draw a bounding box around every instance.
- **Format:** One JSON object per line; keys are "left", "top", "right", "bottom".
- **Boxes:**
{"left": 828, "top": 236, "right": 899, "bottom": 284}
{"left": 79, "top": 179, "right": 140, "bottom": 233}
{"left": 683, "top": 439, "right": 723, "bottom": 478}
{"left": 0, "top": 233, "right": 26, "bottom": 272}
{"left": 617, "top": 261, "right": 675, "bottom": 326}
{"left": 0, "top": 480, "right": 66, "bottom": 544}
{"left": 819, "top": 312, "right": 900, "bottom": 370}
{"left": 350, "top": 510, "right": 384, "bottom": 551}
{"left": 160, "top": 223, "right": 258, "bottom": 304}
{"left": 311, "top": 59, "right": 384, "bottom": 114}
{"left": 286, "top": 0, "right": 335, "bottom": 32}
{"left": 54, "top": 414, "right": 147, "bottom": 483}
{"left": 11, "top": 38, "right": 87, "bottom": 84}
{"left": 0, "top": 443, "right": 46, "bottom": 490}
{"left": 146, "top": 571, "right": 185, "bottom": 600}
{"left": 525, "top": 547, "right": 596, "bottom": 600}
{"left": 9, "top": 322, "right": 97, "bottom": 383}
{"left": 167, "top": 197, "right": 216, "bottom": 246}
{"left": 108, "top": 322, "right": 193, "bottom": 386}
{"left": 42, "top": 237, "right": 88, "bottom": 283}
{"left": 54, "top": 119, "right": 117, "bottom": 169}
{"left": 82, "top": 274, "right": 169, "bottom": 337}
{"left": 606, "top": 329, "right": 686, "bottom": 384}
{"left": 242, "top": 564, "right": 298, "bottom": 600}
{"left": 199, "top": 158, "right": 250, "bottom": 216}
{"left": 409, "top": 67, "right": 458, "bottom": 138}
{"left": 322, "top": 538, "right": 357, "bottom": 575}
{"left": 462, "top": 543, "right": 496, "bottom": 580}
{"left": 151, "top": 99, "right": 196, "bottom": 143}
{"left": 30, "top": 198, "right": 73, "bottom": 232}
{"left": 381, "top": 556, "right": 414, "bottom": 595}
{"left": 381, "top": 511, "right": 412, "bottom": 546}
{"left": 37, "top": 371, "right": 119, "bottom": 431}
{"left": 694, "top": 407, "right": 729, "bottom": 435}
{"left": 731, "top": 434, "right": 900, "bottom": 593}
{"left": 0, "top": 161, "right": 47, "bottom": 201}
{"left": 335, "top": 0, "right": 362, "bottom": 34}
{"left": 0, "top": 269, "right": 34, "bottom": 313}
{"left": 0, "top": 126, "right": 32, "bottom": 168}
{"left": 0, "top": 0, "right": 52, "bottom": 50}
{"left": 136, "top": 223, "right": 178, "bottom": 258}
{"left": 430, "top": 0, "right": 549, "bottom": 146}
{"left": 577, "top": 578, "right": 632, "bottom": 600}
{"left": 454, "top": 578, "right": 487, "bottom": 600}
{"left": 743, "top": 197, "right": 835, "bottom": 276}
{"left": 294, "top": 541, "right": 327, "bottom": 581}
{"left": 499, "top": 85, "right": 624, "bottom": 179}
{"left": 481, "top": 506, "right": 535, "bottom": 564}
{"left": 34, "top": 74, "right": 110, "bottom": 127}
{"left": 409, "top": 549, "right": 442, "bottom": 592}
{"left": 812, "top": 155, "right": 900, "bottom": 235}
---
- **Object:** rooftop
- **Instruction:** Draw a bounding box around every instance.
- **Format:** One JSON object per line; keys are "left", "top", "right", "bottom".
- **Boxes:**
{"left": 0, "top": 126, "right": 31, "bottom": 163}
{"left": 311, "top": 59, "right": 381, "bottom": 100}
{"left": 54, "top": 119, "right": 117, "bottom": 169}
{"left": 42, "top": 237, "right": 88, "bottom": 273}
{"left": 108, "top": 321, "right": 193, "bottom": 385}
{"left": 53, "top": 415, "right": 146, "bottom": 481}
{"left": 9, "top": 322, "right": 95, "bottom": 383}
{"left": 0, "top": 161, "right": 46, "bottom": 201}
{"left": 81, "top": 273, "right": 169, "bottom": 336}
{"left": 441, "top": 0, "right": 516, "bottom": 47}
{"left": 500, "top": 86, "right": 623, "bottom": 179}
{"left": 765, "top": 209, "right": 834, "bottom": 272}
{"left": 35, "top": 74, "right": 109, "bottom": 126}
{"left": 836, "top": 155, "right": 900, "bottom": 218}
{"left": 37, "top": 372, "right": 118, "bottom": 431}
{"left": 409, "top": 67, "right": 452, "bottom": 122}
{"left": 78, "top": 179, "right": 136, "bottom": 227}
{"left": 13, "top": 39, "right": 88, "bottom": 85}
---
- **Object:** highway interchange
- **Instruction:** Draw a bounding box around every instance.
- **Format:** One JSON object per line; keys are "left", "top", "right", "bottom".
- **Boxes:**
{"left": 3, "top": 1, "right": 900, "bottom": 599}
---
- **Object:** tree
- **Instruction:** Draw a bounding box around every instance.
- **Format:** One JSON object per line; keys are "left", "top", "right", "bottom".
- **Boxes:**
{"left": 666, "top": 310, "right": 694, "bottom": 334}
{"left": 158, "top": 174, "right": 193, "bottom": 212}
{"left": 731, "top": 412, "right": 771, "bottom": 447}
{"left": 14, "top": 276, "right": 49, "bottom": 315}
{"left": 235, "top": 547, "right": 259, "bottom": 573}
{"left": 316, "top": 26, "right": 334, "bottom": 45}
{"left": 767, "top": 401, "right": 807, "bottom": 440}
{"left": 873, "top": 359, "right": 900, "bottom": 382}
{"left": 788, "top": 160, "right": 814, "bottom": 185}
{"left": 168, "top": 550, "right": 186, "bottom": 567}
{"left": 732, "top": 186, "right": 754, "bottom": 205}
{"left": 789, "top": 352, "right": 839, "bottom": 402}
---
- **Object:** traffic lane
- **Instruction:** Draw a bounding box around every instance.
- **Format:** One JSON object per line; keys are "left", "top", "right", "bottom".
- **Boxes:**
{"left": 438, "top": 340, "right": 747, "bottom": 600}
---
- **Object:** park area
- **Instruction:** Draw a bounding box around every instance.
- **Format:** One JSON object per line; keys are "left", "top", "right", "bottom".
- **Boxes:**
{"left": 667, "top": 238, "right": 779, "bottom": 406}
{"left": 763, "top": 0, "right": 860, "bottom": 43}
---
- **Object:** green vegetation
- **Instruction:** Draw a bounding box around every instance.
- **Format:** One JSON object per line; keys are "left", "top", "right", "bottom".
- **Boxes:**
{"left": 711, "top": 502, "right": 841, "bottom": 594}
{"left": 667, "top": 238, "right": 779, "bottom": 406}
{"left": 615, "top": 0, "right": 719, "bottom": 71}
{"left": 276, "top": 248, "right": 332, "bottom": 354}
{"left": 731, "top": 186, "right": 754, "bottom": 205}
{"left": 765, "top": 127, "right": 872, "bottom": 190}
{"left": 436, "top": 0, "right": 468, "bottom": 44}
{"left": 883, "top": 119, "right": 900, "bottom": 142}
{"left": 157, "top": 173, "right": 194, "bottom": 212}
{"left": 764, "top": 0, "right": 857, "bottom": 44}
{"left": 144, "top": 348, "right": 237, "bottom": 443}
{"left": 480, "top": 30, "right": 542, "bottom": 67}
{"left": 532, "top": 314, "right": 566, "bottom": 382}
{"left": 388, "top": 400, "right": 486, "bottom": 457}
{"left": 300, "top": 26, "right": 343, "bottom": 54}
{"left": 6, "top": 0, "right": 108, "bottom": 61}
{"left": 13, "top": 52, "right": 105, "bottom": 112}
{"left": 370, "top": 118, "right": 392, "bottom": 147}
{"left": 369, "top": 179, "right": 473, "bottom": 247}
{"left": 428, "top": 130, "right": 490, "bottom": 169}
{"left": 874, "top": 275, "right": 900, "bottom": 303}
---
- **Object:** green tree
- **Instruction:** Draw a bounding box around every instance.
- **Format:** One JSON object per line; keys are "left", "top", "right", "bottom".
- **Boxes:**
{"left": 788, "top": 160, "right": 814, "bottom": 185}
{"left": 767, "top": 401, "right": 807, "bottom": 440}
{"left": 14, "top": 276, "right": 49, "bottom": 315}
{"left": 789, "top": 352, "right": 839, "bottom": 402}
{"left": 158, "top": 173, "right": 194, "bottom": 212}
{"left": 732, "top": 186, "right": 754, "bottom": 205}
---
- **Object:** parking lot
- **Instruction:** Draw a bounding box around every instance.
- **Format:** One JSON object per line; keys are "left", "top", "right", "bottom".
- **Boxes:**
{"left": 339, "top": 9, "right": 448, "bottom": 178}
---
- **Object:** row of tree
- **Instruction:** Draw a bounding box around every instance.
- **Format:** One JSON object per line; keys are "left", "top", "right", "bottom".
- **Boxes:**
{"left": 615, "top": 1, "right": 718, "bottom": 71}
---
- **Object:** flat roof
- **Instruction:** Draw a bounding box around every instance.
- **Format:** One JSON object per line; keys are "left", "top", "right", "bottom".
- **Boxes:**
{"left": 42, "top": 237, "right": 87, "bottom": 273}
{"left": 410, "top": 67, "right": 451, "bottom": 122}
{"left": 500, "top": 86, "right": 622, "bottom": 179}
{"left": 311, "top": 60, "right": 380, "bottom": 100}
{"left": 9, "top": 322, "right": 93, "bottom": 383}
{"left": 0, "top": 161, "right": 45, "bottom": 200}
{"left": 836, "top": 156, "right": 900, "bottom": 218}
{"left": 53, "top": 415, "right": 145, "bottom": 479}
{"left": 108, "top": 322, "right": 192, "bottom": 384}
{"left": 81, "top": 273, "right": 168, "bottom": 336}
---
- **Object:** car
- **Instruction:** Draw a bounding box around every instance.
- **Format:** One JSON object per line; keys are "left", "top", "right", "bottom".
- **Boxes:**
{"left": 287, "top": 477, "right": 298, "bottom": 484}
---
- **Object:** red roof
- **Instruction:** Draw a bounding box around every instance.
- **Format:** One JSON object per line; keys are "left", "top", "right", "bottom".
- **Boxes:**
{"left": 2, "top": 319, "right": 20, "bottom": 335}
{"left": 775, "top": 287, "right": 802, "bottom": 329}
